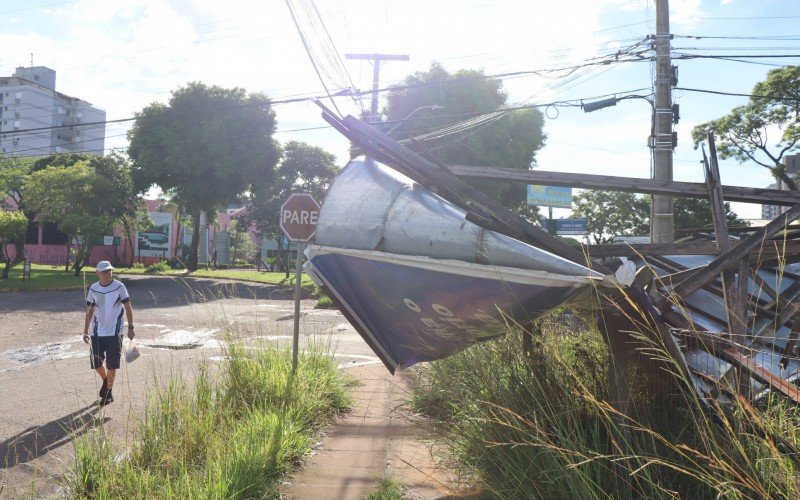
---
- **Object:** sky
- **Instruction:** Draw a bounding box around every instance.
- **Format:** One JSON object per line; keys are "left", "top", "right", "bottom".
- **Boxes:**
{"left": 2, "top": 0, "right": 799, "bottom": 219}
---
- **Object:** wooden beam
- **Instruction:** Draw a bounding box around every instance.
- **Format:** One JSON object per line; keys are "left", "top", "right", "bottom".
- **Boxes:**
{"left": 448, "top": 164, "right": 800, "bottom": 206}
{"left": 585, "top": 241, "right": 800, "bottom": 257}
{"left": 704, "top": 137, "right": 747, "bottom": 345}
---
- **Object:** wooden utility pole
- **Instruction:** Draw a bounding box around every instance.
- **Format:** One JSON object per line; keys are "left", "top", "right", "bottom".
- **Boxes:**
{"left": 652, "top": 0, "right": 675, "bottom": 242}
{"left": 344, "top": 53, "right": 409, "bottom": 123}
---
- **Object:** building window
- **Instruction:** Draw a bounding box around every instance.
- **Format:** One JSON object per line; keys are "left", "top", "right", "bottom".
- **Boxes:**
{"left": 25, "top": 222, "right": 39, "bottom": 244}
{"left": 42, "top": 222, "right": 68, "bottom": 245}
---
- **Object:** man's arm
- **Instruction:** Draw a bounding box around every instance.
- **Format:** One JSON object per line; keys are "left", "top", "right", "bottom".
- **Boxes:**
{"left": 123, "top": 301, "right": 135, "bottom": 340}
{"left": 83, "top": 304, "right": 95, "bottom": 343}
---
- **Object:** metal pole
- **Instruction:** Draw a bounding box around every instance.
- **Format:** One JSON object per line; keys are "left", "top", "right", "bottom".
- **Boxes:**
{"left": 652, "top": 0, "right": 674, "bottom": 243}
{"left": 292, "top": 242, "right": 303, "bottom": 373}
{"left": 548, "top": 206, "right": 554, "bottom": 235}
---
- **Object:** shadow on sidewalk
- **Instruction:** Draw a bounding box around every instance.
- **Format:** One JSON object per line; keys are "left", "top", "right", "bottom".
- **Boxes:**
{"left": 0, "top": 403, "right": 107, "bottom": 468}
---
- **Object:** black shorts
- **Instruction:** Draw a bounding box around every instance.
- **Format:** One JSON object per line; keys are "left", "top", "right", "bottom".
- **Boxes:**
{"left": 90, "top": 335, "right": 122, "bottom": 370}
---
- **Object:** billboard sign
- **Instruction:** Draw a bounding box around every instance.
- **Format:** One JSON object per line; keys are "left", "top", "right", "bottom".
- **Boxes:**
{"left": 526, "top": 185, "right": 573, "bottom": 208}
{"left": 555, "top": 218, "right": 587, "bottom": 235}
{"left": 135, "top": 211, "right": 173, "bottom": 258}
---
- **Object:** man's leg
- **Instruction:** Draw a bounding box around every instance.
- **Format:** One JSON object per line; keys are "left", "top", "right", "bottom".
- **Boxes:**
{"left": 106, "top": 369, "right": 116, "bottom": 390}
{"left": 90, "top": 335, "right": 108, "bottom": 396}
{"left": 100, "top": 336, "right": 122, "bottom": 404}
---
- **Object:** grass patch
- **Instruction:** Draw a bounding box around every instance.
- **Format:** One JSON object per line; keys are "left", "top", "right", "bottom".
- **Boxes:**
{"left": 409, "top": 310, "right": 800, "bottom": 498}
{"left": 0, "top": 263, "right": 96, "bottom": 291}
{"left": 0, "top": 263, "right": 314, "bottom": 291}
{"left": 67, "top": 340, "right": 354, "bottom": 498}
{"left": 365, "top": 474, "right": 406, "bottom": 500}
{"left": 176, "top": 268, "right": 316, "bottom": 288}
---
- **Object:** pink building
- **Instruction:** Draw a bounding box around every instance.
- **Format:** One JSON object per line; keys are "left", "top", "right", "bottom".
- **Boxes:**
{"left": 2, "top": 197, "right": 261, "bottom": 267}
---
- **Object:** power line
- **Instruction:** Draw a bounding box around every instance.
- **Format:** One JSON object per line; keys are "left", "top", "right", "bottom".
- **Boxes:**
{"left": 674, "top": 53, "right": 800, "bottom": 59}
{"left": 2, "top": 54, "right": 649, "bottom": 140}
{"left": 675, "top": 87, "right": 800, "bottom": 102}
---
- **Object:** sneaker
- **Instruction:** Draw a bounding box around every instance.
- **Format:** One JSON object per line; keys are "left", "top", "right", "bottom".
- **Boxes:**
{"left": 99, "top": 378, "right": 108, "bottom": 398}
{"left": 100, "top": 389, "right": 114, "bottom": 406}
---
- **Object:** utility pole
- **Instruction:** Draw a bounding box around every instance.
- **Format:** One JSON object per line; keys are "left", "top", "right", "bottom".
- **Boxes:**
{"left": 345, "top": 53, "right": 409, "bottom": 123}
{"left": 652, "top": 0, "right": 675, "bottom": 243}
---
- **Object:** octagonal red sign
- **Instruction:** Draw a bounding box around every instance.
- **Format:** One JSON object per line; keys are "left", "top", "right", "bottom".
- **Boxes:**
{"left": 280, "top": 193, "right": 320, "bottom": 242}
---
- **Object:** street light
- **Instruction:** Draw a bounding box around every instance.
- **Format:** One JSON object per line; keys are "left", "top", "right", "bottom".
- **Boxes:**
{"left": 385, "top": 105, "right": 443, "bottom": 137}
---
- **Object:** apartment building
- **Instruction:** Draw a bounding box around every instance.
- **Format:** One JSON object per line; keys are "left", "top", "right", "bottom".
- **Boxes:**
{"left": 0, "top": 66, "right": 105, "bottom": 156}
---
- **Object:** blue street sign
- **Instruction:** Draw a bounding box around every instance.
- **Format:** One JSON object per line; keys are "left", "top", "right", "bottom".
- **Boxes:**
{"left": 555, "top": 218, "right": 587, "bottom": 235}
{"left": 526, "top": 185, "right": 573, "bottom": 208}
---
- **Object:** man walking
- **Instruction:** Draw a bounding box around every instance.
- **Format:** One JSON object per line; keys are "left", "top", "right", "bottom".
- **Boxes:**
{"left": 83, "top": 260, "right": 135, "bottom": 405}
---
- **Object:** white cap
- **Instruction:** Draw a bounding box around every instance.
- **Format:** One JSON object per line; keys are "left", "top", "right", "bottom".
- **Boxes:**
{"left": 96, "top": 261, "right": 114, "bottom": 272}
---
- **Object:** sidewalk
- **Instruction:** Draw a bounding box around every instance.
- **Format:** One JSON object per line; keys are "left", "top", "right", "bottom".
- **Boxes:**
{"left": 282, "top": 364, "right": 452, "bottom": 499}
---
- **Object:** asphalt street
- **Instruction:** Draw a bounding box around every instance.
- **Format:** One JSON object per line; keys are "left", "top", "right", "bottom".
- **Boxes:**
{"left": 0, "top": 275, "right": 380, "bottom": 498}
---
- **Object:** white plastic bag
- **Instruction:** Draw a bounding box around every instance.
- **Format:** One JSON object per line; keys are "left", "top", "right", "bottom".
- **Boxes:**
{"left": 125, "top": 339, "right": 141, "bottom": 364}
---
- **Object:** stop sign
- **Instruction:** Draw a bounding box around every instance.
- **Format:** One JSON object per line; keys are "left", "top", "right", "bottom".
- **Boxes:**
{"left": 280, "top": 193, "right": 320, "bottom": 242}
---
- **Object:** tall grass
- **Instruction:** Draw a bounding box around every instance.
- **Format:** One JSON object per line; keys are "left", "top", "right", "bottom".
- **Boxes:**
{"left": 409, "top": 311, "right": 800, "bottom": 499}
{"left": 67, "top": 340, "right": 353, "bottom": 498}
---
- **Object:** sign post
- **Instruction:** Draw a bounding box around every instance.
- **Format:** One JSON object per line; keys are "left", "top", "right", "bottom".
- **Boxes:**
{"left": 280, "top": 193, "right": 321, "bottom": 373}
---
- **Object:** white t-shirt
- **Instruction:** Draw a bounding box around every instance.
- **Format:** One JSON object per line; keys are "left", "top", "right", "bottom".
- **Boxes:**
{"left": 86, "top": 279, "right": 130, "bottom": 337}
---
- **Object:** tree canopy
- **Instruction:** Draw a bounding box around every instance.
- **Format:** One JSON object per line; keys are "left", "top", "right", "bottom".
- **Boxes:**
{"left": 382, "top": 63, "right": 545, "bottom": 219}
{"left": 24, "top": 162, "right": 117, "bottom": 274}
{"left": 570, "top": 191, "right": 649, "bottom": 244}
{"left": 691, "top": 66, "right": 800, "bottom": 190}
{"left": 128, "top": 82, "right": 280, "bottom": 270}
{"left": 570, "top": 190, "right": 748, "bottom": 243}
{"left": 244, "top": 141, "right": 338, "bottom": 273}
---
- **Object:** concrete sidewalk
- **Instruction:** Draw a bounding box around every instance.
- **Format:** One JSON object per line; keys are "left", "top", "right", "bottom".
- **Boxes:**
{"left": 282, "top": 364, "right": 452, "bottom": 499}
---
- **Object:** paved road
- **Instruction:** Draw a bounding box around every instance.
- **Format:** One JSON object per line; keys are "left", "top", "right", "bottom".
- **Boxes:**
{"left": 0, "top": 275, "right": 381, "bottom": 498}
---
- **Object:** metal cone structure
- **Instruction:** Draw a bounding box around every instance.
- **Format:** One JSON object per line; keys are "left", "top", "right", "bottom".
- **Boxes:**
{"left": 305, "top": 158, "right": 608, "bottom": 372}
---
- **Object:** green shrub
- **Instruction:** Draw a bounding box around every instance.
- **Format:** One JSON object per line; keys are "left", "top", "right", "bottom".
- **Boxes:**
{"left": 315, "top": 293, "right": 335, "bottom": 309}
{"left": 144, "top": 260, "right": 170, "bottom": 274}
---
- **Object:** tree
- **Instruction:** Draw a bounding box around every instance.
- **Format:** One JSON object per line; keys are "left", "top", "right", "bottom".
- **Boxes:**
{"left": 32, "top": 153, "right": 147, "bottom": 268}
{"left": 0, "top": 210, "right": 27, "bottom": 279}
{"left": 128, "top": 82, "right": 280, "bottom": 270}
{"left": 382, "top": 63, "right": 545, "bottom": 220}
{"left": 571, "top": 191, "right": 749, "bottom": 244}
{"left": 229, "top": 219, "right": 256, "bottom": 266}
{"left": 244, "top": 141, "right": 338, "bottom": 276}
{"left": 0, "top": 154, "right": 37, "bottom": 264}
{"left": 692, "top": 66, "right": 800, "bottom": 190}
{"left": 570, "top": 190, "right": 649, "bottom": 244}
{"left": 24, "top": 163, "right": 117, "bottom": 275}
{"left": 671, "top": 197, "right": 749, "bottom": 238}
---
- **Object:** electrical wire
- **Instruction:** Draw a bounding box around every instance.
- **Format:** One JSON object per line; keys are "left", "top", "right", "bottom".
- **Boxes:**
{"left": 283, "top": 0, "right": 343, "bottom": 116}
{"left": 675, "top": 87, "right": 800, "bottom": 102}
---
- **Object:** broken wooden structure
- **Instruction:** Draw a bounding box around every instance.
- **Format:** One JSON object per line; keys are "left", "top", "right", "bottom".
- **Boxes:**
{"left": 317, "top": 102, "right": 800, "bottom": 406}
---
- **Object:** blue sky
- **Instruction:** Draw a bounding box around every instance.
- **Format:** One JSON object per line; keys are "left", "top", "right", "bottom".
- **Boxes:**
{"left": 2, "top": 0, "right": 799, "bottom": 218}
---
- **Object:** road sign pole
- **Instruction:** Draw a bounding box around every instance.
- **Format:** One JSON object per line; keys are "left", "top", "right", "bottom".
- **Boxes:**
{"left": 279, "top": 192, "right": 320, "bottom": 374}
{"left": 292, "top": 242, "right": 303, "bottom": 373}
